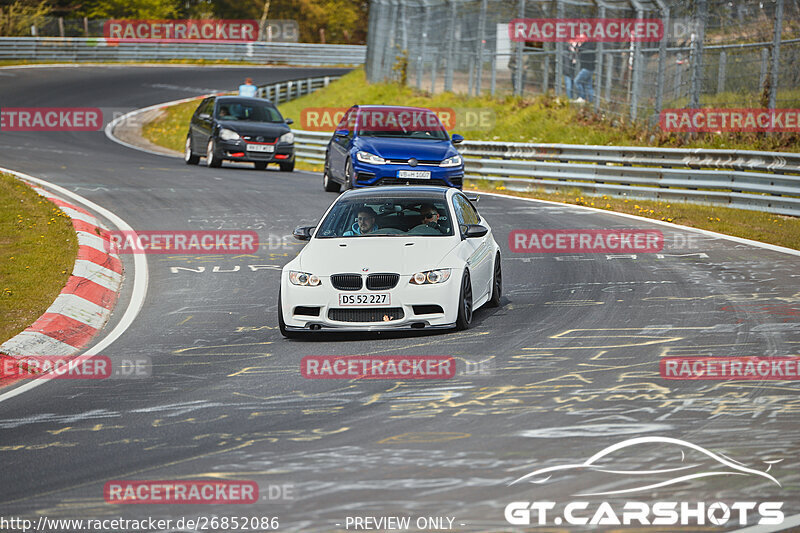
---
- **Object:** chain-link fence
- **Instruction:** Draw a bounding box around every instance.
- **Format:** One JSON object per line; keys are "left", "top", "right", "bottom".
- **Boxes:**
{"left": 365, "top": 0, "right": 800, "bottom": 124}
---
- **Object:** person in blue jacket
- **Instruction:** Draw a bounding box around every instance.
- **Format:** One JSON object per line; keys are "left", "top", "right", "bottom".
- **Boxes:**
{"left": 238, "top": 78, "right": 257, "bottom": 97}
{"left": 344, "top": 207, "right": 379, "bottom": 236}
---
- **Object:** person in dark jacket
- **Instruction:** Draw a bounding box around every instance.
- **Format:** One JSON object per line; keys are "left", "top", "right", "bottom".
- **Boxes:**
{"left": 574, "top": 35, "right": 596, "bottom": 102}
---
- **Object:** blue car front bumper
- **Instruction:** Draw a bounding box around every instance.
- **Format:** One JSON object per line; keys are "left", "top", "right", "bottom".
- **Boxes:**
{"left": 351, "top": 161, "right": 464, "bottom": 189}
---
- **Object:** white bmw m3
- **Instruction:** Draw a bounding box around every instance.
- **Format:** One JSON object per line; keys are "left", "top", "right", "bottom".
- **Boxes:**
{"left": 278, "top": 186, "right": 502, "bottom": 336}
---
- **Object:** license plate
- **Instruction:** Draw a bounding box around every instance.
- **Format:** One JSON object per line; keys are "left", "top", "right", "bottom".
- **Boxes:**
{"left": 246, "top": 144, "right": 275, "bottom": 152}
{"left": 398, "top": 170, "right": 431, "bottom": 179}
{"left": 338, "top": 293, "right": 390, "bottom": 306}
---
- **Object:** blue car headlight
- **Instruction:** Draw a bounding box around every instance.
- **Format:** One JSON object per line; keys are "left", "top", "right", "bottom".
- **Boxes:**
{"left": 356, "top": 151, "right": 387, "bottom": 165}
{"left": 439, "top": 155, "right": 462, "bottom": 167}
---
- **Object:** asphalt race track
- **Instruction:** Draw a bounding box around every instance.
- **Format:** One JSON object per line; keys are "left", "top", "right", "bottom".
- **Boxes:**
{"left": 1, "top": 66, "right": 799, "bottom": 532}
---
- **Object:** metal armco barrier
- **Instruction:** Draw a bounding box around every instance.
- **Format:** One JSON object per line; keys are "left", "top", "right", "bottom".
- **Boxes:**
{"left": 257, "top": 75, "right": 341, "bottom": 104}
{"left": 0, "top": 37, "right": 365, "bottom": 65}
{"left": 291, "top": 132, "right": 800, "bottom": 216}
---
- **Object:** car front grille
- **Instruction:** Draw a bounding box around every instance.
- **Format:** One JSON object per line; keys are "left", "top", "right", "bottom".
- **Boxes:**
{"left": 377, "top": 178, "right": 452, "bottom": 187}
{"left": 366, "top": 273, "right": 399, "bottom": 290}
{"left": 242, "top": 136, "right": 277, "bottom": 143}
{"left": 331, "top": 273, "right": 363, "bottom": 291}
{"left": 328, "top": 307, "right": 405, "bottom": 323}
{"left": 386, "top": 159, "right": 441, "bottom": 166}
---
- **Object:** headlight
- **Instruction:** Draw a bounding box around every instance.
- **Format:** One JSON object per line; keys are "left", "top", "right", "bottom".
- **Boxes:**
{"left": 439, "top": 154, "right": 463, "bottom": 167}
{"left": 410, "top": 269, "right": 451, "bottom": 285}
{"left": 280, "top": 132, "right": 294, "bottom": 144}
{"left": 356, "top": 151, "right": 386, "bottom": 165}
{"left": 289, "top": 271, "right": 321, "bottom": 286}
{"left": 219, "top": 128, "right": 240, "bottom": 141}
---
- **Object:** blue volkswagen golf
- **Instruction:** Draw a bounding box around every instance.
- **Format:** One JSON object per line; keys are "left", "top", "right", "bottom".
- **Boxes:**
{"left": 322, "top": 105, "right": 465, "bottom": 191}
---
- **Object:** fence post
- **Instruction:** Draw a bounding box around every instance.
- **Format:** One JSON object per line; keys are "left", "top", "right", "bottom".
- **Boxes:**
{"left": 594, "top": 4, "right": 606, "bottom": 111}
{"left": 490, "top": 53, "right": 496, "bottom": 96}
{"left": 475, "top": 0, "right": 488, "bottom": 95}
{"left": 674, "top": 59, "right": 682, "bottom": 99}
{"left": 58, "top": 17, "right": 65, "bottom": 37}
{"left": 605, "top": 52, "right": 613, "bottom": 103}
{"left": 324, "top": 76, "right": 330, "bottom": 87}
{"left": 769, "top": 0, "right": 784, "bottom": 110}
{"left": 654, "top": 1, "right": 669, "bottom": 118}
{"left": 431, "top": 55, "right": 438, "bottom": 93}
{"left": 717, "top": 51, "right": 726, "bottom": 94}
{"left": 365, "top": 0, "right": 380, "bottom": 82}
{"left": 416, "top": 3, "right": 428, "bottom": 90}
{"left": 468, "top": 58, "right": 475, "bottom": 96}
{"left": 554, "top": 0, "right": 563, "bottom": 96}
{"left": 444, "top": 0, "right": 456, "bottom": 92}
{"left": 688, "top": 0, "right": 707, "bottom": 109}
{"left": 542, "top": 44, "right": 550, "bottom": 93}
{"left": 514, "top": 0, "right": 525, "bottom": 96}
{"left": 759, "top": 47, "right": 769, "bottom": 89}
{"left": 83, "top": 16, "right": 89, "bottom": 37}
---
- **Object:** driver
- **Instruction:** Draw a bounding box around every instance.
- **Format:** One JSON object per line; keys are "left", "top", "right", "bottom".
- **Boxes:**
{"left": 344, "top": 207, "right": 379, "bottom": 236}
{"left": 419, "top": 203, "right": 444, "bottom": 231}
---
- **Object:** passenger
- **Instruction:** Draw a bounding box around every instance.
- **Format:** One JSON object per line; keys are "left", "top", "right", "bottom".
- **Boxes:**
{"left": 343, "top": 207, "right": 379, "bottom": 236}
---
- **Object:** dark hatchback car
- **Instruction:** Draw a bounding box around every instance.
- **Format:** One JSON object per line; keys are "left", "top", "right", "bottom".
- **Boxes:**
{"left": 185, "top": 96, "right": 295, "bottom": 171}
{"left": 323, "top": 105, "right": 464, "bottom": 192}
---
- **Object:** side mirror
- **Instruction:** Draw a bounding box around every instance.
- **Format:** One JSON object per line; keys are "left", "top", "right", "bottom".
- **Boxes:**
{"left": 462, "top": 224, "right": 488, "bottom": 239}
{"left": 285, "top": 118, "right": 294, "bottom": 125}
{"left": 451, "top": 133, "right": 464, "bottom": 144}
{"left": 198, "top": 113, "right": 211, "bottom": 120}
{"left": 293, "top": 226, "right": 315, "bottom": 241}
{"left": 334, "top": 129, "right": 349, "bottom": 138}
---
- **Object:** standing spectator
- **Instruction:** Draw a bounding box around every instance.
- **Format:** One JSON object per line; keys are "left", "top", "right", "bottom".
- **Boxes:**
{"left": 574, "top": 35, "right": 596, "bottom": 103}
{"left": 508, "top": 52, "right": 526, "bottom": 94}
{"left": 238, "top": 78, "right": 257, "bottom": 97}
{"left": 564, "top": 39, "right": 579, "bottom": 99}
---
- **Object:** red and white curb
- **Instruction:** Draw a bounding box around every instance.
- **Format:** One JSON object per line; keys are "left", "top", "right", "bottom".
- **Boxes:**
{"left": 0, "top": 182, "right": 123, "bottom": 358}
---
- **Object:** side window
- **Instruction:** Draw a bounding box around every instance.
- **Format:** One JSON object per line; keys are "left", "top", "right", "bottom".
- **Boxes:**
{"left": 454, "top": 196, "right": 479, "bottom": 225}
{"left": 337, "top": 108, "right": 356, "bottom": 137}
{"left": 194, "top": 98, "right": 210, "bottom": 117}
{"left": 201, "top": 98, "right": 215, "bottom": 117}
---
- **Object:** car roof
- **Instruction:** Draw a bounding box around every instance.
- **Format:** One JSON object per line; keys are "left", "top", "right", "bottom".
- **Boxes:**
{"left": 353, "top": 105, "right": 437, "bottom": 113}
{"left": 216, "top": 96, "right": 275, "bottom": 105}
{"left": 339, "top": 186, "right": 452, "bottom": 201}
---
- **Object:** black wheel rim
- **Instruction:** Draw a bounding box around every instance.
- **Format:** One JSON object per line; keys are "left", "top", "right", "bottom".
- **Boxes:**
{"left": 463, "top": 273, "right": 473, "bottom": 323}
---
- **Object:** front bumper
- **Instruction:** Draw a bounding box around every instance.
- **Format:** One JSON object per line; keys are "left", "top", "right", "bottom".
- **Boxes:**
{"left": 281, "top": 273, "right": 460, "bottom": 331}
{"left": 217, "top": 139, "right": 294, "bottom": 163}
{"left": 351, "top": 161, "right": 464, "bottom": 189}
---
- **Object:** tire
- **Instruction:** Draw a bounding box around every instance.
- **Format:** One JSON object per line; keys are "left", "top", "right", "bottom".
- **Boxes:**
{"left": 206, "top": 138, "right": 222, "bottom": 168}
{"left": 455, "top": 270, "right": 473, "bottom": 330}
{"left": 323, "top": 157, "right": 341, "bottom": 192}
{"left": 280, "top": 160, "right": 295, "bottom": 172}
{"left": 254, "top": 161, "right": 268, "bottom": 170}
{"left": 184, "top": 135, "right": 200, "bottom": 165}
{"left": 487, "top": 253, "right": 503, "bottom": 308}
{"left": 344, "top": 158, "right": 354, "bottom": 190}
{"left": 278, "top": 291, "right": 300, "bottom": 339}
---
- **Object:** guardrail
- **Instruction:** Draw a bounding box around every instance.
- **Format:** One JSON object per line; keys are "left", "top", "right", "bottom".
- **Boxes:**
{"left": 0, "top": 37, "right": 365, "bottom": 65}
{"left": 291, "top": 132, "right": 800, "bottom": 216}
{"left": 257, "top": 75, "right": 341, "bottom": 104}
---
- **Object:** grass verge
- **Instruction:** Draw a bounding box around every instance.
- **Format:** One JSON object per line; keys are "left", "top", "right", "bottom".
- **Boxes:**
{"left": 0, "top": 174, "right": 78, "bottom": 345}
{"left": 142, "top": 100, "right": 203, "bottom": 153}
{"left": 466, "top": 182, "right": 800, "bottom": 250}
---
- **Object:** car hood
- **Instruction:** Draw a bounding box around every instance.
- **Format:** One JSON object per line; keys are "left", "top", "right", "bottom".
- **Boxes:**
{"left": 355, "top": 137, "right": 457, "bottom": 162}
{"left": 217, "top": 120, "right": 289, "bottom": 137}
{"left": 298, "top": 236, "right": 460, "bottom": 275}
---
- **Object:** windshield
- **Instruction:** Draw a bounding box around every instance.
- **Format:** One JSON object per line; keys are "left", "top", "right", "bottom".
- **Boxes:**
{"left": 355, "top": 109, "right": 449, "bottom": 140}
{"left": 216, "top": 102, "right": 283, "bottom": 123}
{"left": 316, "top": 197, "right": 453, "bottom": 238}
